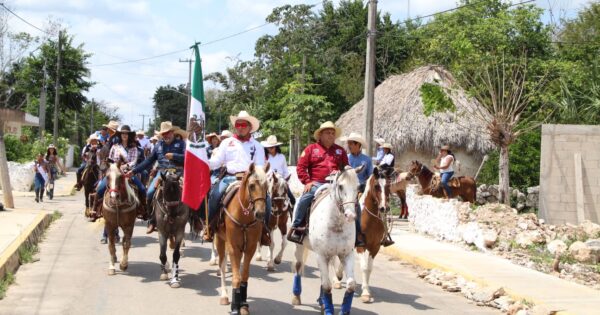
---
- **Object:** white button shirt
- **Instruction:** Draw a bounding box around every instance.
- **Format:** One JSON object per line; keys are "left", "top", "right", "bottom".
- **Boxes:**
{"left": 241, "top": 137, "right": 265, "bottom": 167}
{"left": 266, "top": 153, "right": 289, "bottom": 178}
{"left": 381, "top": 153, "right": 395, "bottom": 166}
{"left": 209, "top": 136, "right": 265, "bottom": 174}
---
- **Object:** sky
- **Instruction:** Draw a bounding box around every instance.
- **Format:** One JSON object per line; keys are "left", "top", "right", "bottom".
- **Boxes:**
{"left": 5, "top": 0, "right": 593, "bottom": 132}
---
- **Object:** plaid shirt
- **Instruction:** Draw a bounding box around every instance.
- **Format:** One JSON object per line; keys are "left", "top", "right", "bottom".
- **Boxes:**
{"left": 108, "top": 144, "right": 139, "bottom": 168}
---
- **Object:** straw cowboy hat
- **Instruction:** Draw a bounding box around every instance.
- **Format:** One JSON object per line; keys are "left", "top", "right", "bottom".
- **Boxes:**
{"left": 47, "top": 144, "right": 56, "bottom": 149}
{"left": 173, "top": 127, "right": 188, "bottom": 140}
{"left": 205, "top": 132, "right": 219, "bottom": 142}
{"left": 150, "top": 135, "right": 158, "bottom": 142}
{"left": 136, "top": 130, "right": 145, "bottom": 136}
{"left": 374, "top": 138, "right": 385, "bottom": 146}
{"left": 158, "top": 121, "right": 176, "bottom": 134}
{"left": 230, "top": 110, "right": 260, "bottom": 133}
{"left": 440, "top": 145, "right": 451, "bottom": 151}
{"left": 220, "top": 130, "right": 232, "bottom": 139}
{"left": 382, "top": 143, "right": 393, "bottom": 150}
{"left": 87, "top": 133, "right": 99, "bottom": 144}
{"left": 116, "top": 125, "right": 136, "bottom": 138}
{"left": 340, "top": 132, "right": 367, "bottom": 148}
{"left": 261, "top": 135, "right": 283, "bottom": 148}
{"left": 313, "top": 121, "right": 341, "bottom": 140}
{"left": 102, "top": 120, "right": 119, "bottom": 131}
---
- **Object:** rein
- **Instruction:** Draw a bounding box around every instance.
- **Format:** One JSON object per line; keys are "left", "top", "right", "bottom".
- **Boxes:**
{"left": 225, "top": 176, "right": 265, "bottom": 252}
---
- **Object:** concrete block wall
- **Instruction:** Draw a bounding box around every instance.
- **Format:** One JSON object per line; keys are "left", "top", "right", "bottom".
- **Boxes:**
{"left": 539, "top": 124, "right": 600, "bottom": 225}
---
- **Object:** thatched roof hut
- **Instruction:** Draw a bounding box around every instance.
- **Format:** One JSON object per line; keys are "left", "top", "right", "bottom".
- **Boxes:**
{"left": 336, "top": 65, "right": 494, "bottom": 174}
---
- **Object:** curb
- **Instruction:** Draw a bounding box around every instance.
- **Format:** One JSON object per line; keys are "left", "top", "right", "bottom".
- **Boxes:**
{"left": 382, "top": 245, "right": 576, "bottom": 315}
{"left": 0, "top": 212, "right": 51, "bottom": 280}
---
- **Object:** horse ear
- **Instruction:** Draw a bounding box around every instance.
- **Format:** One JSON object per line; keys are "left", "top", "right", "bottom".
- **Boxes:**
{"left": 248, "top": 162, "right": 255, "bottom": 174}
{"left": 354, "top": 164, "right": 365, "bottom": 174}
{"left": 160, "top": 170, "right": 166, "bottom": 182}
{"left": 285, "top": 174, "right": 291, "bottom": 181}
{"left": 373, "top": 166, "right": 380, "bottom": 177}
{"left": 264, "top": 161, "right": 270, "bottom": 173}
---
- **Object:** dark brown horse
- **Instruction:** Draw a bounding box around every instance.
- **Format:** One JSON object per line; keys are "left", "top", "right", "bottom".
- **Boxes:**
{"left": 408, "top": 160, "right": 476, "bottom": 203}
{"left": 215, "top": 163, "right": 268, "bottom": 315}
{"left": 256, "top": 171, "right": 290, "bottom": 271}
{"left": 83, "top": 150, "right": 100, "bottom": 219}
{"left": 102, "top": 162, "right": 139, "bottom": 275}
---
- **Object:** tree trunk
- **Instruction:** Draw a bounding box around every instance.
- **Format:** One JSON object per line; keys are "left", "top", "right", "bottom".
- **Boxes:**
{"left": 498, "top": 144, "right": 510, "bottom": 205}
{"left": 0, "top": 122, "right": 15, "bottom": 208}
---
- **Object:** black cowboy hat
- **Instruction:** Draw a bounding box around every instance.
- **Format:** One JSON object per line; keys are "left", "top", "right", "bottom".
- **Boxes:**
{"left": 116, "top": 125, "right": 136, "bottom": 138}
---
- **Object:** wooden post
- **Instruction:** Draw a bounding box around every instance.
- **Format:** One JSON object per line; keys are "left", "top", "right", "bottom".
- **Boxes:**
{"left": 363, "top": 0, "right": 377, "bottom": 156}
{"left": 574, "top": 153, "right": 585, "bottom": 224}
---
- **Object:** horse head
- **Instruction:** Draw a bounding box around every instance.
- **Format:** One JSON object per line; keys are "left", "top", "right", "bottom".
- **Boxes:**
{"left": 240, "top": 162, "right": 268, "bottom": 221}
{"left": 160, "top": 170, "right": 182, "bottom": 218}
{"left": 107, "top": 163, "right": 126, "bottom": 200}
{"left": 332, "top": 165, "right": 361, "bottom": 222}
{"left": 364, "top": 167, "right": 388, "bottom": 214}
{"left": 268, "top": 171, "right": 289, "bottom": 214}
{"left": 408, "top": 160, "right": 423, "bottom": 177}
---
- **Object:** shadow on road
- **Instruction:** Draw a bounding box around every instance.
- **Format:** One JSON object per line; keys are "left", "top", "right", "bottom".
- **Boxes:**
{"left": 365, "top": 285, "right": 434, "bottom": 310}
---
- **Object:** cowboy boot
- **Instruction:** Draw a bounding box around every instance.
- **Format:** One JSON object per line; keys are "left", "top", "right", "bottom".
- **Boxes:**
{"left": 260, "top": 225, "right": 271, "bottom": 247}
{"left": 381, "top": 233, "right": 395, "bottom": 247}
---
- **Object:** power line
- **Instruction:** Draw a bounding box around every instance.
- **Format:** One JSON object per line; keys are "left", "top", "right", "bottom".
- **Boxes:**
{"left": 0, "top": 3, "right": 53, "bottom": 36}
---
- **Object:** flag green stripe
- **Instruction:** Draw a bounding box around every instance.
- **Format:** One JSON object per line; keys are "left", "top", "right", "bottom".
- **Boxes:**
{"left": 192, "top": 44, "right": 205, "bottom": 110}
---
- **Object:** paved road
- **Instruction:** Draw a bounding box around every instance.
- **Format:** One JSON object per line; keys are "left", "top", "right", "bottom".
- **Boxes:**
{"left": 0, "top": 192, "right": 498, "bottom": 315}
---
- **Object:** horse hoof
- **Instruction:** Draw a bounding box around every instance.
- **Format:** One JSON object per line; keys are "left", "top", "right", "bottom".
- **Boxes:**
{"left": 240, "top": 306, "right": 250, "bottom": 315}
{"left": 219, "top": 297, "right": 230, "bottom": 305}
{"left": 333, "top": 282, "right": 343, "bottom": 290}
{"left": 170, "top": 281, "right": 181, "bottom": 288}
{"left": 209, "top": 259, "right": 218, "bottom": 266}
{"left": 255, "top": 256, "right": 263, "bottom": 261}
{"left": 160, "top": 273, "right": 169, "bottom": 281}
{"left": 274, "top": 257, "right": 282, "bottom": 265}
{"left": 108, "top": 269, "right": 116, "bottom": 276}
{"left": 361, "top": 294, "right": 372, "bottom": 303}
{"left": 267, "top": 266, "right": 275, "bottom": 272}
{"left": 291, "top": 295, "right": 301, "bottom": 305}
{"left": 119, "top": 263, "right": 128, "bottom": 271}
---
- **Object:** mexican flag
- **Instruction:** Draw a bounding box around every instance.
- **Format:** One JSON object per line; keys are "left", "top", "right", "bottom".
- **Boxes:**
{"left": 182, "top": 44, "right": 211, "bottom": 210}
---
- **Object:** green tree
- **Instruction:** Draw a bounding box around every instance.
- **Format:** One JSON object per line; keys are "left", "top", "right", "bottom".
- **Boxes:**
{"left": 152, "top": 84, "right": 188, "bottom": 129}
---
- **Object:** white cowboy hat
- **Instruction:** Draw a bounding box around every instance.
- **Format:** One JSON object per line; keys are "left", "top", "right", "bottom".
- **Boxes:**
{"left": 374, "top": 138, "right": 385, "bottom": 146}
{"left": 340, "top": 132, "right": 367, "bottom": 148}
{"left": 87, "top": 133, "right": 99, "bottom": 144}
{"left": 440, "top": 145, "right": 451, "bottom": 151}
{"left": 150, "top": 136, "right": 158, "bottom": 141}
{"left": 158, "top": 121, "right": 176, "bottom": 135}
{"left": 136, "top": 130, "right": 145, "bottom": 136}
{"left": 205, "top": 132, "right": 219, "bottom": 141}
{"left": 229, "top": 110, "right": 260, "bottom": 133}
{"left": 102, "top": 120, "right": 119, "bottom": 131}
{"left": 220, "top": 130, "right": 232, "bottom": 139}
{"left": 382, "top": 143, "right": 393, "bottom": 150}
{"left": 313, "top": 121, "right": 341, "bottom": 140}
{"left": 261, "top": 135, "right": 283, "bottom": 148}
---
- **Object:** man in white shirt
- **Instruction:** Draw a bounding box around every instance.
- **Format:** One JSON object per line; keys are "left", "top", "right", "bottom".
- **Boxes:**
{"left": 205, "top": 111, "right": 270, "bottom": 242}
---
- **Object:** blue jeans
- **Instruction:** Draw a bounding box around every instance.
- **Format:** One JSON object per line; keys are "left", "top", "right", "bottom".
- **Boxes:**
{"left": 292, "top": 184, "right": 321, "bottom": 227}
{"left": 77, "top": 161, "right": 87, "bottom": 175}
{"left": 208, "top": 175, "right": 271, "bottom": 224}
{"left": 441, "top": 171, "right": 454, "bottom": 197}
{"left": 97, "top": 175, "right": 146, "bottom": 198}
{"left": 147, "top": 173, "right": 161, "bottom": 203}
{"left": 34, "top": 173, "right": 46, "bottom": 192}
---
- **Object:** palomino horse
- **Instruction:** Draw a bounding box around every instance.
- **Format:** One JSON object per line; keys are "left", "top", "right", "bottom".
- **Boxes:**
{"left": 153, "top": 169, "right": 189, "bottom": 288}
{"left": 357, "top": 167, "right": 389, "bottom": 303}
{"left": 83, "top": 150, "right": 100, "bottom": 219}
{"left": 408, "top": 160, "right": 476, "bottom": 202}
{"left": 215, "top": 163, "right": 268, "bottom": 315}
{"left": 291, "top": 166, "right": 362, "bottom": 315}
{"left": 256, "top": 171, "right": 291, "bottom": 271}
{"left": 102, "top": 162, "right": 139, "bottom": 275}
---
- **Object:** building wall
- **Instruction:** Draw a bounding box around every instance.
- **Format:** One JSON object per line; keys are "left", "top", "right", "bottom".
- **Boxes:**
{"left": 395, "top": 148, "right": 484, "bottom": 177}
{"left": 539, "top": 124, "right": 600, "bottom": 225}
{"left": 3, "top": 121, "right": 23, "bottom": 137}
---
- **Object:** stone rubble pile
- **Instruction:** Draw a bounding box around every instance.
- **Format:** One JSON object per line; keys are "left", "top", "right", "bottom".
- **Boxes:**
{"left": 476, "top": 184, "right": 539, "bottom": 211}
{"left": 0, "top": 161, "right": 35, "bottom": 192}
{"left": 407, "top": 184, "right": 600, "bottom": 290}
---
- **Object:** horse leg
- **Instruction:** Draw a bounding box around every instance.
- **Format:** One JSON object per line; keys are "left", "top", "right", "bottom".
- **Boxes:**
{"left": 360, "top": 251, "right": 374, "bottom": 303}
{"left": 340, "top": 252, "right": 357, "bottom": 315}
{"left": 239, "top": 241, "right": 256, "bottom": 315}
{"left": 216, "top": 236, "right": 229, "bottom": 305}
{"left": 107, "top": 222, "right": 117, "bottom": 275}
{"left": 169, "top": 239, "right": 182, "bottom": 288}
{"left": 119, "top": 224, "right": 134, "bottom": 271}
{"left": 209, "top": 241, "right": 219, "bottom": 266}
{"left": 266, "top": 236, "right": 275, "bottom": 271}
{"left": 255, "top": 242, "right": 263, "bottom": 261}
{"left": 228, "top": 245, "right": 243, "bottom": 315}
{"left": 333, "top": 257, "right": 344, "bottom": 289}
{"left": 291, "top": 244, "right": 306, "bottom": 305}
{"left": 159, "top": 233, "right": 169, "bottom": 281}
{"left": 274, "top": 219, "right": 287, "bottom": 265}
{"left": 317, "top": 255, "right": 334, "bottom": 315}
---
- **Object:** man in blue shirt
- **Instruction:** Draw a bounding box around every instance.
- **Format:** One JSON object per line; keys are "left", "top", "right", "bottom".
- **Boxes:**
{"left": 126, "top": 121, "right": 185, "bottom": 233}
{"left": 374, "top": 137, "right": 385, "bottom": 165}
{"left": 342, "top": 132, "right": 373, "bottom": 248}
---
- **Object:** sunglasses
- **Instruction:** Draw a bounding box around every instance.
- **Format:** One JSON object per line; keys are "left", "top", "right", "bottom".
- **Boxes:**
{"left": 234, "top": 122, "right": 249, "bottom": 128}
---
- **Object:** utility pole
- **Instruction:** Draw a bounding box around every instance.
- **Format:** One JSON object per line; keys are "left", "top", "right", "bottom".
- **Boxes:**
{"left": 179, "top": 58, "right": 192, "bottom": 127}
{"left": 363, "top": 0, "right": 377, "bottom": 156}
{"left": 90, "top": 101, "right": 94, "bottom": 133}
{"left": 53, "top": 30, "right": 63, "bottom": 145}
{"left": 139, "top": 114, "right": 150, "bottom": 130}
{"left": 39, "top": 60, "right": 48, "bottom": 140}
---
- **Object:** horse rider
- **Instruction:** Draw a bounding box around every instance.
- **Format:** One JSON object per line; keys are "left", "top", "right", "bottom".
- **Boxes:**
{"left": 126, "top": 121, "right": 186, "bottom": 234}
{"left": 287, "top": 121, "right": 366, "bottom": 248}
{"left": 434, "top": 145, "right": 455, "bottom": 198}
{"left": 204, "top": 111, "right": 271, "bottom": 243}
{"left": 75, "top": 134, "right": 103, "bottom": 190}
{"left": 379, "top": 143, "right": 395, "bottom": 176}
{"left": 374, "top": 138, "right": 385, "bottom": 165}
{"left": 262, "top": 135, "right": 296, "bottom": 208}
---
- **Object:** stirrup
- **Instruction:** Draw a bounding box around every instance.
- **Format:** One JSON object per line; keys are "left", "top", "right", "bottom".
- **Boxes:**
{"left": 381, "top": 234, "right": 395, "bottom": 247}
{"left": 286, "top": 228, "right": 305, "bottom": 244}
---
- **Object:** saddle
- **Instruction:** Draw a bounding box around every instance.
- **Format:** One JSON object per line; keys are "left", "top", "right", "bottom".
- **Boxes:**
{"left": 430, "top": 173, "right": 462, "bottom": 192}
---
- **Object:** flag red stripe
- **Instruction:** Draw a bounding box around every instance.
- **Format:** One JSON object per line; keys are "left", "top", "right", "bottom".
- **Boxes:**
{"left": 182, "top": 150, "right": 211, "bottom": 210}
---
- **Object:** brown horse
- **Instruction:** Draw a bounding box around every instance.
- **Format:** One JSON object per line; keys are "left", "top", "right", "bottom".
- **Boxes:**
{"left": 215, "top": 163, "right": 268, "bottom": 315}
{"left": 102, "top": 162, "right": 139, "bottom": 275}
{"left": 256, "top": 171, "right": 290, "bottom": 271}
{"left": 387, "top": 168, "right": 412, "bottom": 219}
{"left": 408, "top": 160, "right": 476, "bottom": 203}
{"left": 83, "top": 150, "right": 100, "bottom": 219}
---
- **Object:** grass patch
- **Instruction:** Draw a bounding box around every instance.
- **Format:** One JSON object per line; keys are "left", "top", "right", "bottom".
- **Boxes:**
{"left": 559, "top": 253, "right": 577, "bottom": 265}
{"left": 594, "top": 264, "right": 600, "bottom": 274}
{"left": 0, "top": 272, "right": 15, "bottom": 300}
{"left": 50, "top": 210, "right": 62, "bottom": 222}
{"left": 527, "top": 244, "right": 554, "bottom": 265}
{"left": 18, "top": 244, "right": 39, "bottom": 264}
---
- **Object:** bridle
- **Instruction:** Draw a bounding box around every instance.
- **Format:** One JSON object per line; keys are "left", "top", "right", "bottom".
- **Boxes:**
{"left": 332, "top": 171, "right": 357, "bottom": 215}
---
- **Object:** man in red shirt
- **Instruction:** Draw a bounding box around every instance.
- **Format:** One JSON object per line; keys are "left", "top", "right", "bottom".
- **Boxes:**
{"left": 287, "top": 121, "right": 365, "bottom": 248}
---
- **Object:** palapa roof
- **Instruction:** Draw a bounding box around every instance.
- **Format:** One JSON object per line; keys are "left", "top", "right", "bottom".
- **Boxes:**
{"left": 336, "top": 65, "right": 494, "bottom": 155}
